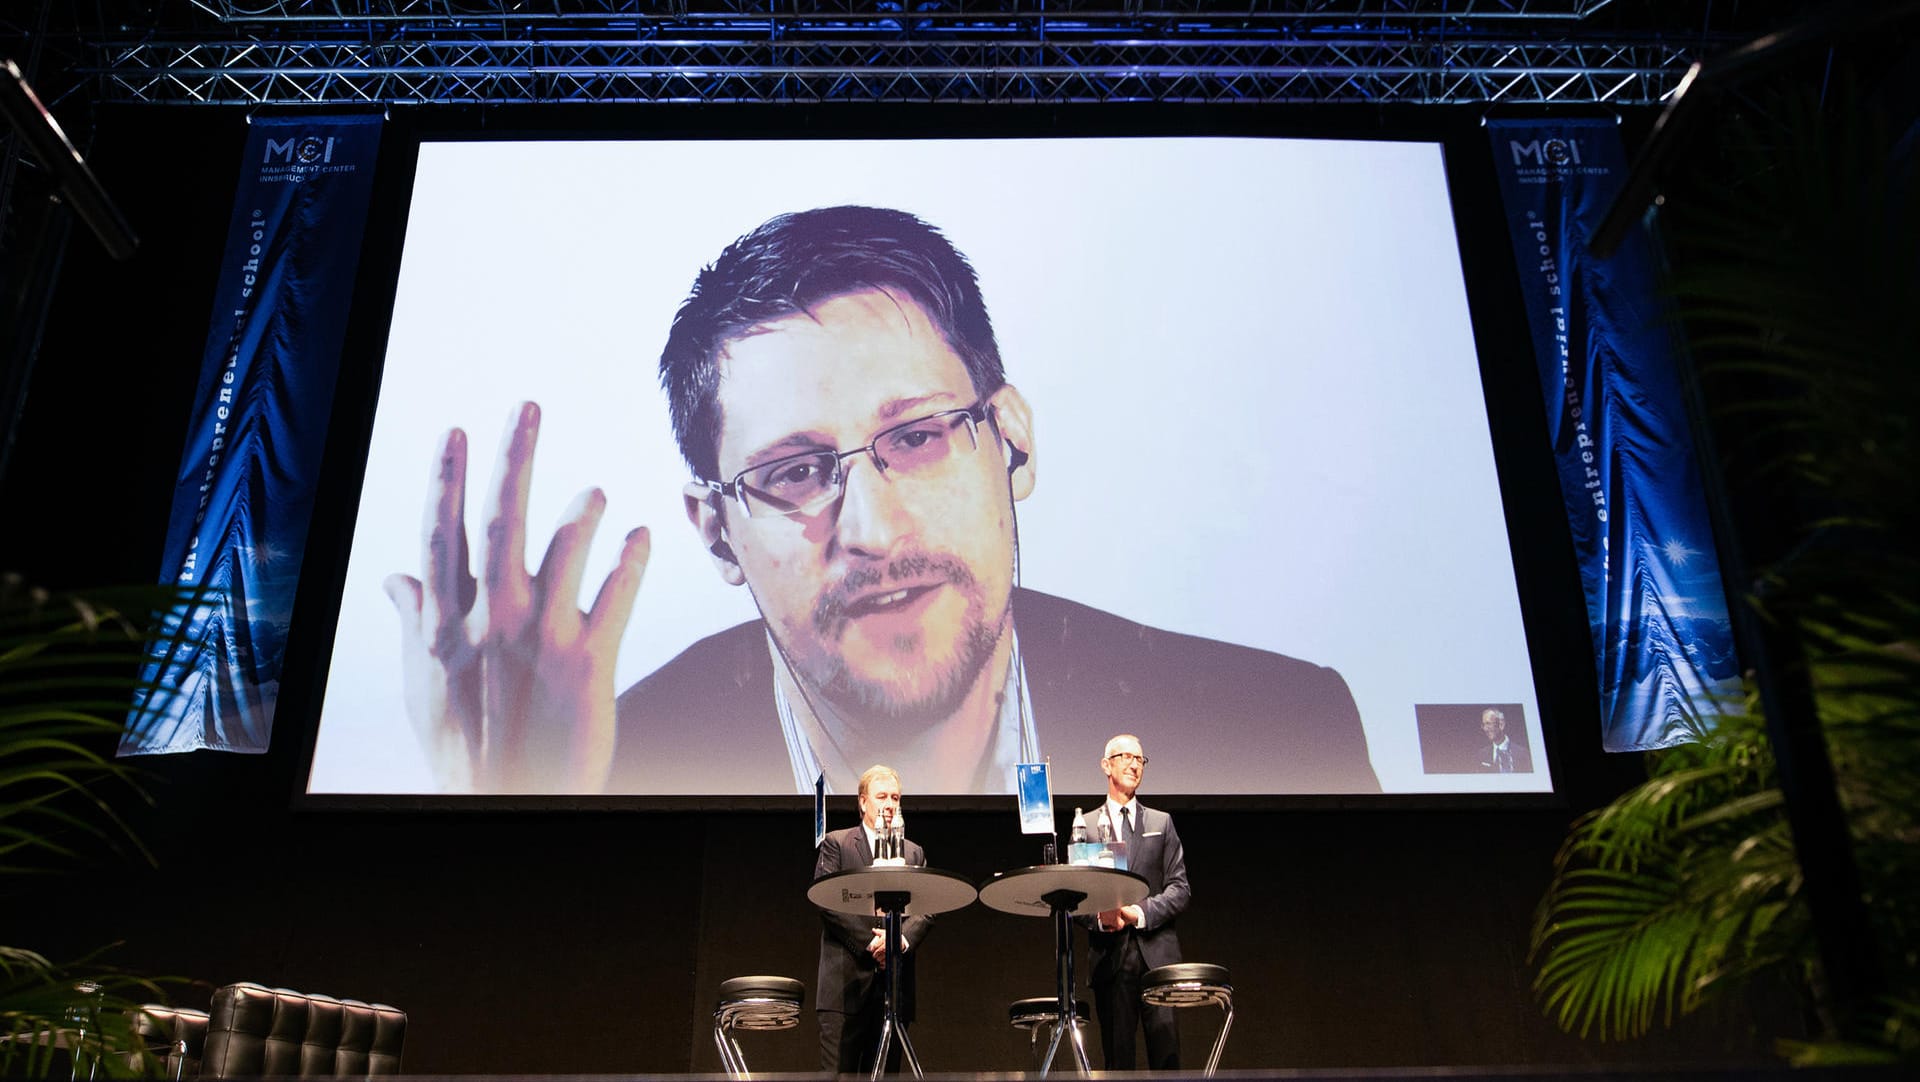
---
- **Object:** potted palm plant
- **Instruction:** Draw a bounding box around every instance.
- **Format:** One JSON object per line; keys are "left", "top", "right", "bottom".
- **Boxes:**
{"left": 0, "top": 575, "right": 202, "bottom": 1077}
{"left": 1529, "top": 73, "right": 1919, "bottom": 1062}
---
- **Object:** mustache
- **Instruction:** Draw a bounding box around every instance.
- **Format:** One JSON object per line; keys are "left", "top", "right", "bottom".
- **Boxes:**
{"left": 813, "top": 552, "right": 977, "bottom": 637}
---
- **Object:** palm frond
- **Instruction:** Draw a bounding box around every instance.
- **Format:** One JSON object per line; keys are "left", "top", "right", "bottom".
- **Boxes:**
{"left": 0, "top": 576, "right": 212, "bottom": 1065}
{"left": 0, "top": 946, "right": 178, "bottom": 1079}
{"left": 0, "top": 577, "right": 205, "bottom": 875}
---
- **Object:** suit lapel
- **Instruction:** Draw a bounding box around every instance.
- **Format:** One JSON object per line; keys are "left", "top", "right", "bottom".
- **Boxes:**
{"left": 852, "top": 825, "right": 874, "bottom": 867}
{"left": 1130, "top": 803, "right": 1162, "bottom": 891}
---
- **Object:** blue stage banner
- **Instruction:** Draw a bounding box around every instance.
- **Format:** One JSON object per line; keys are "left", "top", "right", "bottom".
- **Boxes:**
{"left": 1487, "top": 119, "right": 1738, "bottom": 751}
{"left": 121, "top": 115, "right": 381, "bottom": 756}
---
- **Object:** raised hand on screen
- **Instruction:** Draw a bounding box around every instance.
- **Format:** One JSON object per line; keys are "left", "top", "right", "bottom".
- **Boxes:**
{"left": 383, "top": 402, "right": 650, "bottom": 794}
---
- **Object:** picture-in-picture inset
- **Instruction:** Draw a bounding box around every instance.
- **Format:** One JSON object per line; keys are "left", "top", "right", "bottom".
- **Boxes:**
{"left": 1415, "top": 703, "right": 1533, "bottom": 774}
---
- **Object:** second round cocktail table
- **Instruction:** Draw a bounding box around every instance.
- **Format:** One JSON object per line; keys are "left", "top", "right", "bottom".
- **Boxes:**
{"left": 978, "top": 865, "right": 1148, "bottom": 1076}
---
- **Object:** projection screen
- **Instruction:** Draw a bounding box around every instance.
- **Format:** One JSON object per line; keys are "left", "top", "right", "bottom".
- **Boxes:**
{"left": 303, "top": 135, "right": 1555, "bottom": 799}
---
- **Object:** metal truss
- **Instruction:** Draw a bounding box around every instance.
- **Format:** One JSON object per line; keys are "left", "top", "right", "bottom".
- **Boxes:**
{"left": 95, "top": 35, "right": 1693, "bottom": 105}
{"left": 72, "top": 1, "right": 1725, "bottom": 106}
{"left": 182, "top": 1, "right": 1630, "bottom": 23}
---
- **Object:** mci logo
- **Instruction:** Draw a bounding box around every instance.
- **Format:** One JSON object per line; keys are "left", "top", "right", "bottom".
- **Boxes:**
{"left": 1509, "top": 138, "right": 1583, "bottom": 167}
{"left": 263, "top": 134, "right": 337, "bottom": 165}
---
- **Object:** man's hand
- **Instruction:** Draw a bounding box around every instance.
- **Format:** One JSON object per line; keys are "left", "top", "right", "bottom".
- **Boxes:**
{"left": 383, "top": 402, "right": 650, "bottom": 794}
{"left": 1095, "top": 905, "right": 1143, "bottom": 933}
{"left": 867, "top": 931, "right": 887, "bottom": 965}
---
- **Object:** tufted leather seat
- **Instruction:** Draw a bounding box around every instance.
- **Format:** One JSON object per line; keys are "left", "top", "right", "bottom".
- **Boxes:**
{"left": 200, "top": 982, "right": 406, "bottom": 1078}
{"left": 128, "top": 1004, "right": 210, "bottom": 1079}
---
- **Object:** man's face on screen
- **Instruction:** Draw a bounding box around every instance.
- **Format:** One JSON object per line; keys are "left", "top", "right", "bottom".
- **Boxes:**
{"left": 1481, "top": 712, "right": 1506, "bottom": 742}
{"left": 708, "top": 288, "right": 1019, "bottom": 732}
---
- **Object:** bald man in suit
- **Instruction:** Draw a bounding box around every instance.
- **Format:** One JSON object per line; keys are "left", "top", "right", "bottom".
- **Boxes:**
{"left": 1077, "top": 734, "right": 1189, "bottom": 1070}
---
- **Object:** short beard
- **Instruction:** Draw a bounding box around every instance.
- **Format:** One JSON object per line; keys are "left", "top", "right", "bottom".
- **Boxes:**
{"left": 794, "top": 552, "right": 1008, "bottom": 732}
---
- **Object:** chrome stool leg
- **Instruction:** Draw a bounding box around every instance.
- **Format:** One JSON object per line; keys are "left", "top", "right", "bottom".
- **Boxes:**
{"left": 1204, "top": 998, "right": 1234, "bottom": 1076}
{"left": 711, "top": 1015, "right": 746, "bottom": 1080}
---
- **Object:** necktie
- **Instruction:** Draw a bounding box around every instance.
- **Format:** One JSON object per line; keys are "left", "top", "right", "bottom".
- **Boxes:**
{"left": 1119, "top": 805, "right": 1132, "bottom": 844}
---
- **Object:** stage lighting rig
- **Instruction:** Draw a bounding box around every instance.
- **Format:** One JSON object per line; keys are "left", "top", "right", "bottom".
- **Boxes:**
{"left": 64, "top": 2, "right": 1743, "bottom": 106}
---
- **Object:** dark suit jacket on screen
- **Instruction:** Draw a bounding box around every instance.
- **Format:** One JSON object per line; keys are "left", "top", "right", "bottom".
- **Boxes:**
{"left": 813, "top": 825, "right": 934, "bottom": 1020}
{"left": 610, "top": 588, "right": 1380, "bottom": 795}
{"left": 1479, "top": 738, "right": 1533, "bottom": 773}
{"left": 1076, "top": 803, "right": 1188, "bottom": 973}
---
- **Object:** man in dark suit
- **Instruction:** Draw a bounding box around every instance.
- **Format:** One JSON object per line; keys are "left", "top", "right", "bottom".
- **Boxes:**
{"left": 389, "top": 205, "right": 1379, "bottom": 798}
{"left": 1477, "top": 707, "right": 1532, "bottom": 773}
{"left": 609, "top": 586, "right": 1377, "bottom": 796}
{"left": 814, "top": 764, "right": 933, "bottom": 1074}
{"left": 1077, "top": 734, "right": 1189, "bottom": 1070}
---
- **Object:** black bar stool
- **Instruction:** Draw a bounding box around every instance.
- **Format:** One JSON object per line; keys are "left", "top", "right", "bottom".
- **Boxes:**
{"left": 712, "top": 976, "right": 805, "bottom": 1080}
{"left": 1007, "top": 996, "right": 1091, "bottom": 1074}
{"left": 1139, "top": 963, "right": 1234, "bottom": 1076}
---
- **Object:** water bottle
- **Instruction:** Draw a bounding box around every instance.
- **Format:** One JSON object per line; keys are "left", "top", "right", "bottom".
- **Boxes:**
{"left": 1069, "top": 808, "right": 1088, "bottom": 845}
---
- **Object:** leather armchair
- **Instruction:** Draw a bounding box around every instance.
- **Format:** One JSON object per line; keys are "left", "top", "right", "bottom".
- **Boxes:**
{"left": 199, "top": 982, "right": 406, "bottom": 1078}
{"left": 128, "top": 1004, "right": 210, "bottom": 1079}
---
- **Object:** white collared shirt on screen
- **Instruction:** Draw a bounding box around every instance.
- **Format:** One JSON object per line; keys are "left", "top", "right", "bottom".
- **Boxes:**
{"left": 770, "top": 628, "right": 1039, "bottom": 795}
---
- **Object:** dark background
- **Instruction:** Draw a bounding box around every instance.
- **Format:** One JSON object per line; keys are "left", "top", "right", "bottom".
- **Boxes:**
{"left": 0, "top": 106, "right": 1795, "bottom": 1072}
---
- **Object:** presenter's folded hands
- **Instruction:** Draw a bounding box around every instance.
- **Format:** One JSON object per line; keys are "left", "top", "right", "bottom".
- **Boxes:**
{"left": 384, "top": 402, "right": 650, "bottom": 794}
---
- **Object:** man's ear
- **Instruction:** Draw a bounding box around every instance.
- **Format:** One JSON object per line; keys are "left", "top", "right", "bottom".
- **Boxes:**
{"left": 991, "top": 384, "right": 1037, "bottom": 502}
{"left": 683, "top": 483, "right": 746, "bottom": 586}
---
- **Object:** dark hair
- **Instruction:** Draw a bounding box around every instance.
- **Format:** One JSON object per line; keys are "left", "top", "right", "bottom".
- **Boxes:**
{"left": 659, "top": 205, "right": 1006, "bottom": 482}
